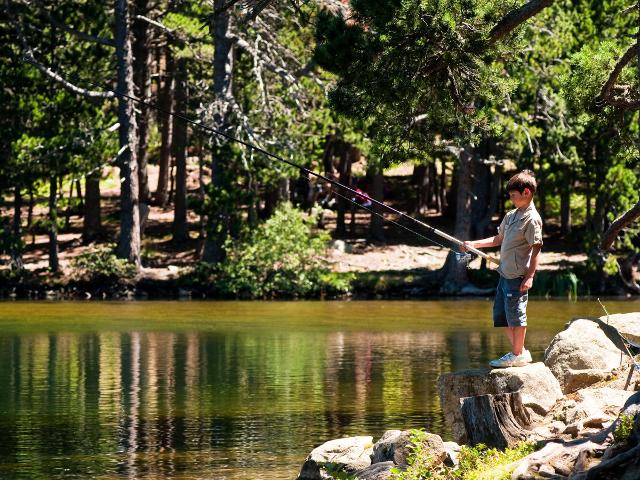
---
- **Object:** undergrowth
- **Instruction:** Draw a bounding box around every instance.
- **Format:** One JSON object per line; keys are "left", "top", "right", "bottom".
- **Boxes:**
{"left": 391, "top": 430, "right": 537, "bottom": 480}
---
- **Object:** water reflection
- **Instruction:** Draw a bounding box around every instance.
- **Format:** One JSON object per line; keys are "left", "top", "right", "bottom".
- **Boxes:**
{"left": 0, "top": 300, "right": 638, "bottom": 479}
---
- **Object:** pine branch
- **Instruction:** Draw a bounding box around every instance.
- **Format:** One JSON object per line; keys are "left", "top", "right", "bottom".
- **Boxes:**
{"left": 489, "top": 0, "right": 555, "bottom": 43}
{"left": 597, "top": 43, "right": 640, "bottom": 108}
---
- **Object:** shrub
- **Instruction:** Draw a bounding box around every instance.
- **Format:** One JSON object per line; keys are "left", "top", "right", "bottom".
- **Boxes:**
{"left": 185, "top": 203, "right": 353, "bottom": 298}
{"left": 391, "top": 431, "right": 536, "bottom": 480}
{"left": 613, "top": 414, "right": 636, "bottom": 446}
{"left": 72, "top": 245, "right": 137, "bottom": 283}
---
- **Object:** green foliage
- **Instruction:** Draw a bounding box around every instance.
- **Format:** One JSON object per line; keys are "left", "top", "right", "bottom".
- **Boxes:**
{"left": 185, "top": 203, "right": 353, "bottom": 298}
{"left": 71, "top": 245, "right": 137, "bottom": 283}
{"left": 391, "top": 431, "right": 536, "bottom": 480}
{"left": 613, "top": 413, "right": 636, "bottom": 446}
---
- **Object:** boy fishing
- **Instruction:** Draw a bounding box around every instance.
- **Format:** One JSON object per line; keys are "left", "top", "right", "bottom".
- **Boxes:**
{"left": 463, "top": 170, "right": 543, "bottom": 368}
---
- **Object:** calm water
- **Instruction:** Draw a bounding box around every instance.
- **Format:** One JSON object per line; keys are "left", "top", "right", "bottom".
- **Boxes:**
{"left": 0, "top": 299, "right": 639, "bottom": 479}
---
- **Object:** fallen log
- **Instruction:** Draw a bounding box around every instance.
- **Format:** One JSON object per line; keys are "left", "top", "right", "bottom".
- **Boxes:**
{"left": 461, "top": 391, "right": 531, "bottom": 449}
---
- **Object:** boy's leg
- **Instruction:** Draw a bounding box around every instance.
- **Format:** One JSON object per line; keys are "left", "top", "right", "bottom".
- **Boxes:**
{"left": 504, "top": 327, "right": 515, "bottom": 350}
{"left": 505, "top": 277, "right": 528, "bottom": 357}
{"left": 511, "top": 326, "right": 526, "bottom": 356}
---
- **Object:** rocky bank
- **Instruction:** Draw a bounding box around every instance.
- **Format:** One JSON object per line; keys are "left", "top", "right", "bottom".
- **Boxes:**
{"left": 296, "top": 312, "right": 640, "bottom": 479}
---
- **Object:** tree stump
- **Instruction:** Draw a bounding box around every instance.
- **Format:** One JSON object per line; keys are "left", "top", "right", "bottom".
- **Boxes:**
{"left": 461, "top": 391, "right": 531, "bottom": 449}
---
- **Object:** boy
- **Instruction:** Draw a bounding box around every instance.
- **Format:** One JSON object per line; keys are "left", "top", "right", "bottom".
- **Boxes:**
{"left": 463, "top": 170, "right": 543, "bottom": 368}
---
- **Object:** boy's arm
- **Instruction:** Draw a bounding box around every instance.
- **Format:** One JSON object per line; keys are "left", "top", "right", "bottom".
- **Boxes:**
{"left": 463, "top": 234, "right": 503, "bottom": 250}
{"left": 520, "top": 244, "right": 542, "bottom": 292}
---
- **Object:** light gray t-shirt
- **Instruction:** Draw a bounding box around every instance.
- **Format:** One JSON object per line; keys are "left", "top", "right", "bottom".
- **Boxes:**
{"left": 497, "top": 203, "right": 543, "bottom": 279}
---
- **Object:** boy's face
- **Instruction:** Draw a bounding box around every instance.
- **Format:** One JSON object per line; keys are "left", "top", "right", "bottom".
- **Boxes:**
{"left": 508, "top": 189, "right": 531, "bottom": 209}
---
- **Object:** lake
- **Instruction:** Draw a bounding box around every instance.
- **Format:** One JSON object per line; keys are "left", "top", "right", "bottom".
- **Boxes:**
{"left": 0, "top": 299, "right": 638, "bottom": 479}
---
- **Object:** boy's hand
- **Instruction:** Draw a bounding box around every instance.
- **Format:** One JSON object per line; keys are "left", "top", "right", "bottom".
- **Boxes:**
{"left": 520, "top": 276, "right": 534, "bottom": 292}
{"left": 461, "top": 241, "right": 474, "bottom": 252}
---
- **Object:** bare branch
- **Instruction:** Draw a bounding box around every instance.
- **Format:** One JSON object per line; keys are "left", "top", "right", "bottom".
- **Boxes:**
{"left": 489, "top": 0, "right": 555, "bottom": 44}
{"left": 7, "top": 3, "right": 115, "bottom": 100}
{"left": 600, "top": 199, "right": 640, "bottom": 251}
{"left": 135, "top": 14, "right": 174, "bottom": 35}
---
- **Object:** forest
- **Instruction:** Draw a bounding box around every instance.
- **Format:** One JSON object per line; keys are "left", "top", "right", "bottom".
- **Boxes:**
{"left": 1, "top": 0, "right": 639, "bottom": 298}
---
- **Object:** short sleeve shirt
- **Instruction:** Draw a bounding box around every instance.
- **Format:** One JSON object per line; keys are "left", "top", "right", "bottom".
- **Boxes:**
{"left": 496, "top": 203, "right": 543, "bottom": 279}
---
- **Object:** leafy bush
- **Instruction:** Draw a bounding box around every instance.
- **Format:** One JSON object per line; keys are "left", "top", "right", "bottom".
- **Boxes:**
{"left": 613, "top": 414, "right": 636, "bottom": 446}
{"left": 391, "top": 430, "right": 536, "bottom": 480}
{"left": 72, "top": 245, "right": 137, "bottom": 283}
{"left": 185, "top": 203, "right": 353, "bottom": 298}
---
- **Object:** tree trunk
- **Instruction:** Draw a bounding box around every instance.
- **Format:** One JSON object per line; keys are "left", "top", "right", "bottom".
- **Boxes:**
{"left": 368, "top": 167, "right": 385, "bottom": 243}
{"left": 560, "top": 166, "right": 572, "bottom": 236}
{"left": 83, "top": 172, "right": 102, "bottom": 243}
{"left": 133, "top": 0, "right": 151, "bottom": 206}
{"left": 48, "top": 175, "right": 59, "bottom": 273}
{"left": 471, "top": 156, "right": 491, "bottom": 239}
{"left": 412, "top": 164, "right": 428, "bottom": 215}
{"left": 172, "top": 58, "right": 189, "bottom": 244}
{"left": 75, "top": 180, "right": 83, "bottom": 209}
{"left": 336, "top": 142, "right": 352, "bottom": 235}
{"left": 474, "top": 159, "right": 501, "bottom": 239}
{"left": 202, "top": 0, "right": 234, "bottom": 263}
{"left": 461, "top": 391, "right": 531, "bottom": 449}
{"left": 439, "top": 159, "right": 448, "bottom": 213}
{"left": 11, "top": 185, "right": 23, "bottom": 270}
{"left": 115, "top": 0, "right": 141, "bottom": 267}
{"left": 442, "top": 148, "right": 473, "bottom": 293}
{"left": 155, "top": 45, "right": 174, "bottom": 207}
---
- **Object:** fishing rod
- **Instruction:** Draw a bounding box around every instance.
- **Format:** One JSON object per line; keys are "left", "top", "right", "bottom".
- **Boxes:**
{"left": 22, "top": 56, "right": 499, "bottom": 266}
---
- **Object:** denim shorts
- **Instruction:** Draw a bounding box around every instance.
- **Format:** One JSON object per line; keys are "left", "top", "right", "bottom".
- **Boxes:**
{"left": 493, "top": 276, "right": 528, "bottom": 327}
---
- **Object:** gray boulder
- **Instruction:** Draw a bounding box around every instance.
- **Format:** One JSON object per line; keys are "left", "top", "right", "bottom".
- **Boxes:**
{"left": 372, "top": 429, "right": 445, "bottom": 467}
{"left": 372, "top": 430, "right": 411, "bottom": 465}
{"left": 438, "top": 363, "right": 562, "bottom": 443}
{"left": 354, "top": 461, "right": 395, "bottom": 480}
{"left": 544, "top": 319, "right": 622, "bottom": 393}
{"left": 297, "top": 436, "right": 374, "bottom": 480}
{"left": 604, "top": 312, "right": 640, "bottom": 346}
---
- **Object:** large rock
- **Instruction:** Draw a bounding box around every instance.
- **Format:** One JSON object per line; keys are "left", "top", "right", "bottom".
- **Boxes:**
{"left": 438, "top": 363, "right": 562, "bottom": 443}
{"left": 544, "top": 319, "right": 624, "bottom": 393}
{"left": 604, "top": 312, "right": 640, "bottom": 346}
{"left": 372, "top": 430, "right": 445, "bottom": 467}
{"left": 297, "top": 436, "right": 374, "bottom": 480}
{"left": 372, "top": 430, "right": 412, "bottom": 465}
{"left": 354, "top": 461, "right": 395, "bottom": 480}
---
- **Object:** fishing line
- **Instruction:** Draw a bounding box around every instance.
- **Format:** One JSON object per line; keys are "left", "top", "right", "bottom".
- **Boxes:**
{"left": 22, "top": 55, "right": 494, "bottom": 265}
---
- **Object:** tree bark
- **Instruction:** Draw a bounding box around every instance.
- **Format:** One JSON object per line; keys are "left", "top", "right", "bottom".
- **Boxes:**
{"left": 115, "top": 0, "right": 141, "bottom": 267}
{"left": 202, "top": 0, "right": 234, "bottom": 263}
{"left": 83, "top": 172, "right": 102, "bottom": 243}
{"left": 75, "top": 180, "right": 83, "bottom": 209}
{"left": 442, "top": 148, "right": 473, "bottom": 293}
{"left": 461, "top": 391, "right": 531, "bottom": 449}
{"left": 133, "top": 0, "right": 151, "bottom": 206}
{"left": 48, "top": 175, "right": 59, "bottom": 273}
{"left": 368, "top": 167, "right": 385, "bottom": 243}
{"left": 471, "top": 155, "right": 491, "bottom": 239}
{"left": 600, "top": 200, "right": 640, "bottom": 252}
{"left": 412, "top": 164, "right": 428, "bottom": 215}
{"left": 172, "top": 57, "right": 189, "bottom": 244}
{"left": 336, "top": 141, "right": 352, "bottom": 235}
{"left": 155, "top": 44, "right": 174, "bottom": 208}
{"left": 11, "top": 185, "right": 23, "bottom": 270}
{"left": 560, "top": 166, "right": 572, "bottom": 236}
{"left": 439, "top": 159, "right": 448, "bottom": 213}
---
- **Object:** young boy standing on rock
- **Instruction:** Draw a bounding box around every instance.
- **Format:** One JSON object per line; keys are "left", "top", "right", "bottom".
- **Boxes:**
{"left": 463, "top": 170, "right": 543, "bottom": 368}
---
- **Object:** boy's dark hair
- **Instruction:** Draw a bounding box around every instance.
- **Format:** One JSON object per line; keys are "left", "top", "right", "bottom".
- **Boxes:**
{"left": 507, "top": 170, "right": 537, "bottom": 194}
